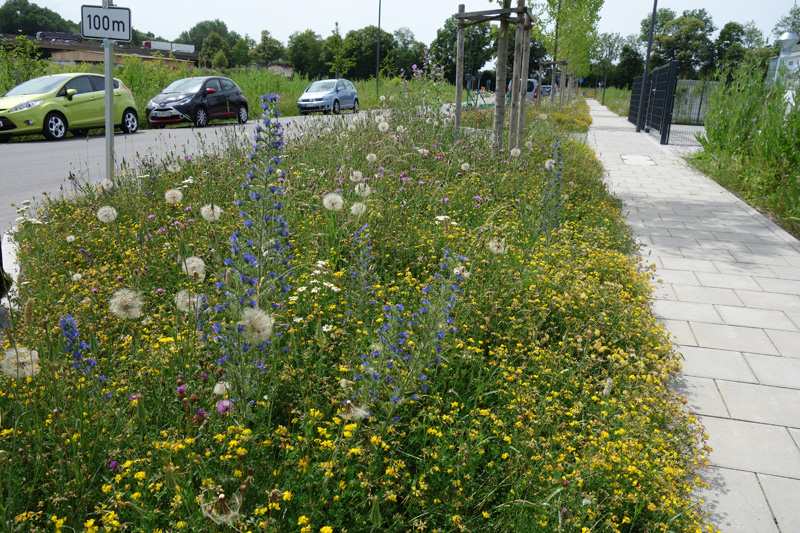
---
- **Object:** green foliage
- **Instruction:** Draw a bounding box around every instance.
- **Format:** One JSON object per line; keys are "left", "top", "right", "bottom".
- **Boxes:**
{"left": 198, "top": 31, "right": 230, "bottom": 69}
{"left": 0, "top": 34, "right": 48, "bottom": 90}
{"left": 212, "top": 49, "right": 228, "bottom": 70}
{"left": 692, "top": 61, "right": 800, "bottom": 235}
{"left": 322, "top": 23, "right": 355, "bottom": 78}
{"left": 250, "top": 30, "right": 284, "bottom": 66}
{"left": 287, "top": 29, "right": 323, "bottom": 79}
{"left": 178, "top": 19, "right": 241, "bottom": 54}
{"left": 0, "top": 0, "right": 79, "bottom": 35}
{"left": 541, "top": 0, "right": 604, "bottom": 77}
{"left": 342, "top": 26, "right": 395, "bottom": 81}
{"left": 773, "top": 5, "right": 800, "bottom": 37}
{"left": 598, "top": 87, "right": 632, "bottom": 117}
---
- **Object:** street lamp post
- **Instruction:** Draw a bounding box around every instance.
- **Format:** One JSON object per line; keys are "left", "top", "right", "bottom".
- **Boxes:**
{"left": 636, "top": 0, "right": 657, "bottom": 133}
{"left": 376, "top": 0, "right": 382, "bottom": 95}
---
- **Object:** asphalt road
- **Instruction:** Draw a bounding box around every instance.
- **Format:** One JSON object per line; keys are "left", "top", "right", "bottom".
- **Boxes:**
{"left": 0, "top": 115, "right": 334, "bottom": 233}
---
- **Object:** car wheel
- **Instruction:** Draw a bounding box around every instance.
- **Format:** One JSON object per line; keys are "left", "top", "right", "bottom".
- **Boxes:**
{"left": 120, "top": 108, "right": 138, "bottom": 134}
{"left": 353, "top": 99, "right": 359, "bottom": 114}
{"left": 332, "top": 100, "right": 340, "bottom": 115}
{"left": 237, "top": 104, "right": 248, "bottom": 124}
{"left": 194, "top": 107, "right": 209, "bottom": 127}
{"left": 43, "top": 112, "right": 68, "bottom": 140}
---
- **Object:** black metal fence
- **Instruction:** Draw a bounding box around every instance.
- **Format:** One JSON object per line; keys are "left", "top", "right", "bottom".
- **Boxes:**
{"left": 627, "top": 62, "right": 716, "bottom": 149}
{"left": 627, "top": 61, "right": 678, "bottom": 144}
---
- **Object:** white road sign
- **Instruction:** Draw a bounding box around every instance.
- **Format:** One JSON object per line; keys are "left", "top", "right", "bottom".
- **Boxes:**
{"left": 81, "top": 5, "right": 131, "bottom": 42}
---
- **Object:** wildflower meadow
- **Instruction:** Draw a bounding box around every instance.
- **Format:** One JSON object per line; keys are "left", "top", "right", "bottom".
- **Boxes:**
{"left": 0, "top": 58, "right": 716, "bottom": 532}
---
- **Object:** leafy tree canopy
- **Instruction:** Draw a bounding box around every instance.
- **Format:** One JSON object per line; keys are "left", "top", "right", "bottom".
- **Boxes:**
{"left": 0, "top": 0, "right": 78, "bottom": 35}
{"left": 341, "top": 25, "right": 395, "bottom": 81}
{"left": 287, "top": 29, "right": 323, "bottom": 79}
{"left": 178, "top": 19, "right": 240, "bottom": 53}
{"left": 250, "top": 30, "right": 285, "bottom": 66}
{"left": 431, "top": 16, "right": 493, "bottom": 83}
{"left": 197, "top": 31, "right": 230, "bottom": 68}
{"left": 773, "top": 5, "right": 800, "bottom": 38}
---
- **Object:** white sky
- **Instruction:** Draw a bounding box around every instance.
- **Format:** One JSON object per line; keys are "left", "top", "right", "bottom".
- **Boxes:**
{"left": 29, "top": 0, "right": 790, "bottom": 47}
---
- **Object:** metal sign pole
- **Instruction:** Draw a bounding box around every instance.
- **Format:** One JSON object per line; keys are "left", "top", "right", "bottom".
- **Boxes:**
{"left": 103, "top": 0, "right": 114, "bottom": 183}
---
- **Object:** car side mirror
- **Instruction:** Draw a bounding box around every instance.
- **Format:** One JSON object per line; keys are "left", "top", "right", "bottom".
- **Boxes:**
{"left": 206, "top": 88, "right": 216, "bottom": 94}
{"left": 66, "top": 88, "right": 77, "bottom": 100}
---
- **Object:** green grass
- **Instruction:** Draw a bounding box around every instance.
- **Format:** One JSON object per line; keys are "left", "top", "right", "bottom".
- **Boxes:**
{"left": 1, "top": 62, "right": 716, "bottom": 532}
{"left": 597, "top": 87, "right": 631, "bottom": 117}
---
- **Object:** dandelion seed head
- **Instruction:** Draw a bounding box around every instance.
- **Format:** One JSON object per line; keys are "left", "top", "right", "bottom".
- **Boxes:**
{"left": 181, "top": 256, "right": 206, "bottom": 283}
{"left": 239, "top": 307, "right": 274, "bottom": 344}
{"left": 200, "top": 204, "right": 223, "bottom": 222}
{"left": 96, "top": 205, "right": 118, "bottom": 224}
{"left": 487, "top": 237, "right": 508, "bottom": 255}
{"left": 350, "top": 202, "right": 367, "bottom": 216}
{"left": 109, "top": 288, "right": 144, "bottom": 319}
{"left": 354, "top": 183, "right": 372, "bottom": 198}
{"left": 164, "top": 189, "right": 183, "bottom": 204}
{"left": 322, "top": 193, "right": 344, "bottom": 212}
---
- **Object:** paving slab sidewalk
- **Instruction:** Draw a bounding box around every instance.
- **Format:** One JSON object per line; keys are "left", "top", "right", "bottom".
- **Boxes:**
{"left": 587, "top": 99, "right": 800, "bottom": 532}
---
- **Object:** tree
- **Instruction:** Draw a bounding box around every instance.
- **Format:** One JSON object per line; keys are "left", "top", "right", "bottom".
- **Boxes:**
{"left": 179, "top": 20, "right": 236, "bottom": 51}
{"left": 212, "top": 50, "right": 228, "bottom": 69}
{"left": 773, "top": 5, "right": 800, "bottom": 38}
{"left": 431, "top": 16, "right": 493, "bottom": 83}
{"left": 715, "top": 22, "right": 747, "bottom": 70}
{"left": 638, "top": 7, "right": 676, "bottom": 45}
{"left": 250, "top": 30, "right": 285, "bottom": 66}
{"left": 341, "top": 26, "right": 395, "bottom": 80}
{"left": 287, "top": 29, "right": 323, "bottom": 79}
{"left": 741, "top": 21, "right": 766, "bottom": 50}
{"left": 391, "top": 27, "right": 426, "bottom": 77}
{"left": 321, "top": 23, "right": 355, "bottom": 77}
{"left": 542, "top": 0, "right": 604, "bottom": 78}
{"left": 647, "top": 10, "right": 716, "bottom": 78}
{"left": 615, "top": 44, "right": 643, "bottom": 89}
{"left": 232, "top": 36, "right": 255, "bottom": 67}
{"left": 198, "top": 32, "right": 230, "bottom": 68}
{"left": 0, "top": 0, "right": 79, "bottom": 35}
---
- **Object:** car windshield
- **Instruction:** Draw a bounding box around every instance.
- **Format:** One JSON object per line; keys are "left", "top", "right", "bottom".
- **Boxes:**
{"left": 4, "top": 76, "right": 68, "bottom": 96}
{"left": 162, "top": 78, "right": 205, "bottom": 94}
{"left": 306, "top": 80, "right": 336, "bottom": 93}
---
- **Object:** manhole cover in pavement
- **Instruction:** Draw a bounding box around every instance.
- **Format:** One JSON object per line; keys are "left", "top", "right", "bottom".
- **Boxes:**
{"left": 620, "top": 154, "right": 655, "bottom": 165}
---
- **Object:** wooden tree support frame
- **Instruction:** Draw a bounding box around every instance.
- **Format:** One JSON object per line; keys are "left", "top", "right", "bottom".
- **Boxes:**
{"left": 453, "top": 1, "right": 535, "bottom": 154}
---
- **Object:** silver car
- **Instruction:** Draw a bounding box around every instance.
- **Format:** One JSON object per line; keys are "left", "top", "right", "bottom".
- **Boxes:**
{"left": 297, "top": 79, "right": 359, "bottom": 115}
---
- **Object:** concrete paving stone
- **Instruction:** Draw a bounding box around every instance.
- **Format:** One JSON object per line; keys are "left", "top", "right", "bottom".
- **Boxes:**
{"left": 673, "top": 285, "right": 743, "bottom": 306}
{"left": 716, "top": 380, "right": 800, "bottom": 428}
{"left": 679, "top": 247, "right": 736, "bottom": 262}
{"left": 662, "top": 319, "right": 698, "bottom": 346}
{"left": 695, "top": 272, "right": 763, "bottom": 291}
{"left": 744, "top": 353, "right": 800, "bottom": 389}
{"left": 765, "top": 330, "right": 800, "bottom": 358}
{"left": 715, "top": 305, "right": 798, "bottom": 332}
{"left": 789, "top": 427, "right": 800, "bottom": 450}
{"left": 652, "top": 300, "right": 723, "bottom": 323}
{"left": 755, "top": 277, "right": 800, "bottom": 296}
{"left": 698, "top": 416, "right": 800, "bottom": 477}
{"left": 650, "top": 235, "right": 702, "bottom": 248}
{"left": 694, "top": 467, "right": 778, "bottom": 533}
{"left": 767, "top": 265, "right": 800, "bottom": 281}
{"left": 729, "top": 252, "right": 792, "bottom": 267}
{"left": 639, "top": 245, "right": 685, "bottom": 260}
{"left": 747, "top": 242, "right": 800, "bottom": 256}
{"left": 642, "top": 219, "right": 689, "bottom": 229}
{"left": 785, "top": 255, "right": 800, "bottom": 268}
{"left": 757, "top": 473, "right": 800, "bottom": 533}
{"left": 667, "top": 229, "right": 719, "bottom": 242}
{"left": 637, "top": 226, "right": 674, "bottom": 237}
{"left": 697, "top": 239, "right": 755, "bottom": 253}
{"left": 690, "top": 322, "right": 779, "bottom": 355}
{"left": 652, "top": 269, "right": 701, "bottom": 286}
{"left": 681, "top": 346, "right": 757, "bottom": 382}
{"left": 672, "top": 376, "right": 730, "bottom": 417}
{"left": 713, "top": 261, "right": 778, "bottom": 278}
{"left": 712, "top": 231, "right": 773, "bottom": 244}
{"left": 660, "top": 256, "right": 721, "bottom": 273}
{"left": 734, "top": 290, "right": 800, "bottom": 313}
{"left": 650, "top": 282, "right": 676, "bottom": 301}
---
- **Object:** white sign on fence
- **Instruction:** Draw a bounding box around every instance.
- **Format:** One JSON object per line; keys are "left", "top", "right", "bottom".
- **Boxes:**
{"left": 80, "top": 5, "right": 131, "bottom": 42}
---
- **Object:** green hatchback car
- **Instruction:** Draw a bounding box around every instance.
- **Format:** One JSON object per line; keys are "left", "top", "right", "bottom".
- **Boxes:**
{"left": 0, "top": 73, "right": 139, "bottom": 142}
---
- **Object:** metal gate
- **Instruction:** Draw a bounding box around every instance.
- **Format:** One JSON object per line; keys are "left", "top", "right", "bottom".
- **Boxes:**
{"left": 627, "top": 61, "right": 678, "bottom": 144}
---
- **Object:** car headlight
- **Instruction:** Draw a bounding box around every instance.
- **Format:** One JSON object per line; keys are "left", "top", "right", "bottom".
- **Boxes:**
{"left": 9, "top": 99, "right": 43, "bottom": 113}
